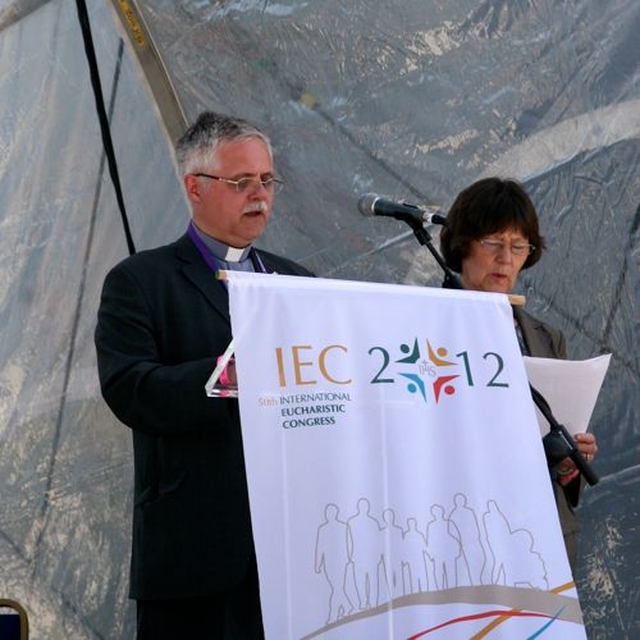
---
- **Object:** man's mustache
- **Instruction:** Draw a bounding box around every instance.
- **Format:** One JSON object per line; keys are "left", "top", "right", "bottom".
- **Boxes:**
{"left": 243, "top": 201, "right": 268, "bottom": 214}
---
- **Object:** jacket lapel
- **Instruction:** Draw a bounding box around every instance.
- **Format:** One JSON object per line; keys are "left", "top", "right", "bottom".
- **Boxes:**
{"left": 514, "top": 306, "right": 547, "bottom": 356}
{"left": 174, "top": 233, "right": 231, "bottom": 325}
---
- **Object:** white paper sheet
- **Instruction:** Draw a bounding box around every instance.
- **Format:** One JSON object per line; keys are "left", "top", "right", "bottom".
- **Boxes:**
{"left": 524, "top": 354, "right": 611, "bottom": 436}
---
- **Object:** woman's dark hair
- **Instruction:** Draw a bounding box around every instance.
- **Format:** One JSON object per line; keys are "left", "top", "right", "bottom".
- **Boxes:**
{"left": 440, "top": 177, "right": 546, "bottom": 272}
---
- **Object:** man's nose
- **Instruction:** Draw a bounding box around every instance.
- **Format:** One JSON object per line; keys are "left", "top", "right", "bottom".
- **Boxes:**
{"left": 247, "top": 183, "right": 268, "bottom": 198}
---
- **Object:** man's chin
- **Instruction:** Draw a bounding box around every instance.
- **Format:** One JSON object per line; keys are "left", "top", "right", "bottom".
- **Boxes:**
{"left": 237, "top": 221, "right": 268, "bottom": 245}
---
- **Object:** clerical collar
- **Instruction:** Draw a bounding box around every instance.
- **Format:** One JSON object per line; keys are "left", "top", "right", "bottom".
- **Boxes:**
{"left": 190, "top": 222, "right": 252, "bottom": 263}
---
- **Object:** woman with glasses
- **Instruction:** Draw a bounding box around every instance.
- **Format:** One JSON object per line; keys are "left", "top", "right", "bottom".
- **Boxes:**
{"left": 439, "top": 176, "right": 598, "bottom": 574}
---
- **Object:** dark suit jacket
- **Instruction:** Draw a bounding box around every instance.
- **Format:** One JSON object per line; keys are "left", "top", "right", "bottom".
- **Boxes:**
{"left": 95, "top": 233, "right": 313, "bottom": 599}
{"left": 514, "top": 305, "right": 582, "bottom": 570}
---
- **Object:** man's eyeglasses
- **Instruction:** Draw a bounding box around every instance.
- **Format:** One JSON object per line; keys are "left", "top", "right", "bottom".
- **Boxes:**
{"left": 477, "top": 239, "right": 535, "bottom": 256}
{"left": 193, "top": 173, "right": 284, "bottom": 194}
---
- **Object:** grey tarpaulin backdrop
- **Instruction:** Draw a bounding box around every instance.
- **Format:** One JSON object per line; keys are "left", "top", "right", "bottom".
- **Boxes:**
{"left": 0, "top": 0, "right": 638, "bottom": 637}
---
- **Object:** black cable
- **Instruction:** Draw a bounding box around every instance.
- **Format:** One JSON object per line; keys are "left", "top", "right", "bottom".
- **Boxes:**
{"left": 75, "top": 0, "right": 136, "bottom": 256}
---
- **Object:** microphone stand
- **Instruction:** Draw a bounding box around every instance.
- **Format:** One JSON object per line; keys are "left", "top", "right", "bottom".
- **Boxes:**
{"left": 404, "top": 218, "right": 463, "bottom": 290}
{"left": 531, "top": 385, "right": 599, "bottom": 486}
{"left": 402, "top": 218, "right": 598, "bottom": 486}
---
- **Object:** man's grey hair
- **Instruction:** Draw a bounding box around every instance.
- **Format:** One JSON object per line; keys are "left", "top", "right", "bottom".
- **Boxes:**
{"left": 175, "top": 112, "right": 273, "bottom": 177}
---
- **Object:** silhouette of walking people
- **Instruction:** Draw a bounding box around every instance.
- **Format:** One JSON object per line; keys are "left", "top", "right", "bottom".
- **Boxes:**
{"left": 347, "top": 498, "right": 383, "bottom": 609}
{"left": 379, "top": 508, "right": 404, "bottom": 600}
{"left": 448, "top": 492, "right": 486, "bottom": 586}
{"left": 314, "top": 504, "right": 355, "bottom": 623}
{"left": 426, "top": 504, "right": 461, "bottom": 590}
{"left": 402, "top": 517, "right": 431, "bottom": 594}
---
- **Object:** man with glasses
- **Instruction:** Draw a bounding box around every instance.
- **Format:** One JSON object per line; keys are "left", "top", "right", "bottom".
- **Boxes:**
{"left": 95, "top": 112, "right": 313, "bottom": 639}
{"left": 439, "top": 176, "right": 598, "bottom": 575}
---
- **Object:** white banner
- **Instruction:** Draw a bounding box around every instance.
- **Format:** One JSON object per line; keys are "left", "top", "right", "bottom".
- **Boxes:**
{"left": 227, "top": 273, "right": 585, "bottom": 639}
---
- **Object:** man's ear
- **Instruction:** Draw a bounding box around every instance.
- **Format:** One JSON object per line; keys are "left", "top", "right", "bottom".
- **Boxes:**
{"left": 184, "top": 174, "right": 202, "bottom": 203}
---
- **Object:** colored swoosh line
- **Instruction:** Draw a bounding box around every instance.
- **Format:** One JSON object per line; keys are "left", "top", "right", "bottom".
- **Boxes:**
{"left": 471, "top": 580, "right": 575, "bottom": 639}
{"left": 527, "top": 607, "right": 566, "bottom": 638}
{"left": 408, "top": 582, "right": 575, "bottom": 639}
{"left": 407, "top": 608, "right": 557, "bottom": 639}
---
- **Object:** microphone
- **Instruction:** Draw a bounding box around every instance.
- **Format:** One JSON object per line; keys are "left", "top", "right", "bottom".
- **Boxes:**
{"left": 358, "top": 193, "right": 447, "bottom": 226}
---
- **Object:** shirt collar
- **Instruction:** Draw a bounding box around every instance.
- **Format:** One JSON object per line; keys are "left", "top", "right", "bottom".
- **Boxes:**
{"left": 190, "top": 222, "right": 252, "bottom": 263}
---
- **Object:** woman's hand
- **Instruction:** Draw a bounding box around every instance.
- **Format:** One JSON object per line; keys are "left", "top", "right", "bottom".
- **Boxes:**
{"left": 574, "top": 432, "right": 598, "bottom": 464}
{"left": 556, "top": 432, "right": 598, "bottom": 478}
